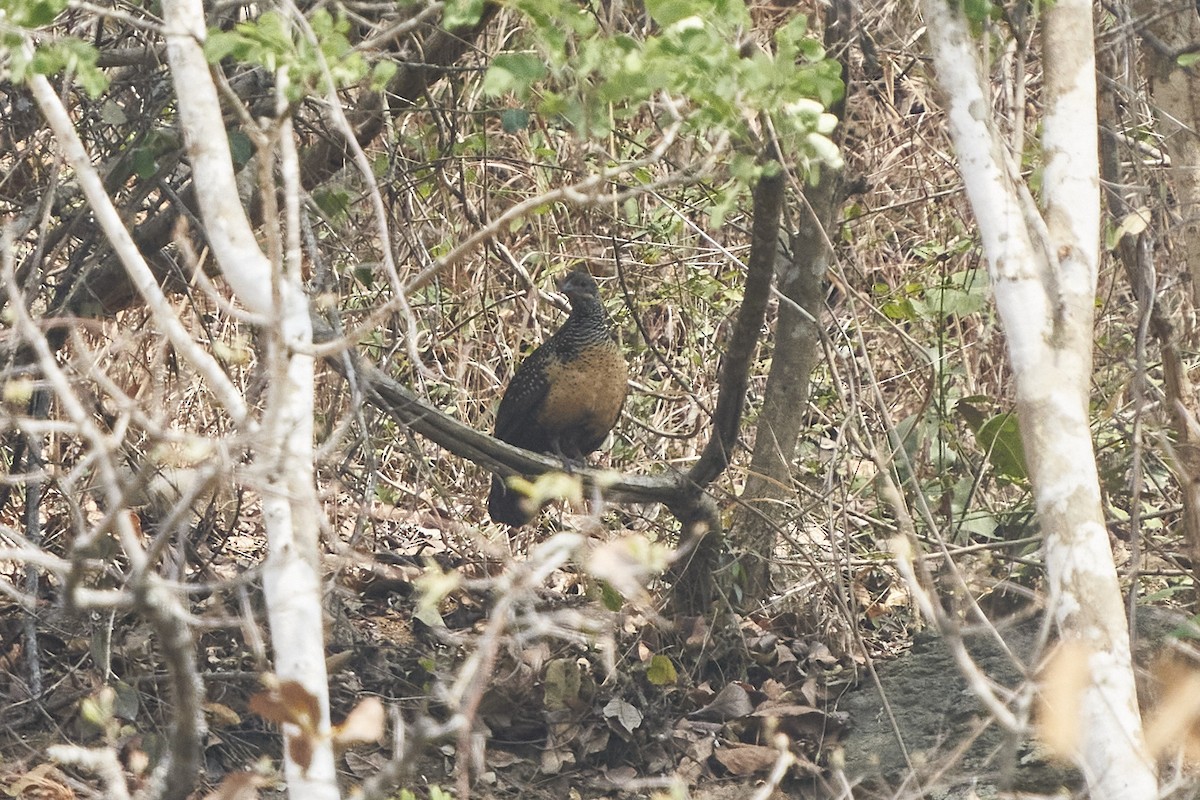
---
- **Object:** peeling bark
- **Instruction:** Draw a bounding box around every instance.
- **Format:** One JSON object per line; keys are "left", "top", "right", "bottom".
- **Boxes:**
{"left": 163, "top": 1, "right": 334, "bottom": 795}
{"left": 920, "top": 0, "right": 1156, "bottom": 795}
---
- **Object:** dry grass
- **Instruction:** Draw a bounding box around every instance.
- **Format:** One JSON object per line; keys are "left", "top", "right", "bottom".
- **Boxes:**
{"left": 3, "top": 0, "right": 1199, "bottom": 795}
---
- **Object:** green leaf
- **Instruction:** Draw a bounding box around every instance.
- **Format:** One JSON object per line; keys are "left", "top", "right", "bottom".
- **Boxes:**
{"left": 483, "top": 53, "right": 547, "bottom": 97}
{"left": 956, "top": 510, "right": 999, "bottom": 540}
{"left": 25, "top": 38, "right": 107, "bottom": 96}
{"left": 80, "top": 686, "right": 116, "bottom": 730}
{"left": 500, "top": 108, "right": 531, "bottom": 133}
{"left": 959, "top": 402, "right": 1028, "bottom": 482}
{"left": 1, "top": 0, "right": 69, "bottom": 27}
{"left": 467, "top": 0, "right": 840, "bottom": 180}
{"left": 646, "top": 654, "right": 678, "bottom": 686}
{"left": 598, "top": 580, "right": 623, "bottom": 611}
{"left": 542, "top": 658, "right": 583, "bottom": 710}
{"left": 1106, "top": 206, "right": 1151, "bottom": 250}
{"left": 227, "top": 130, "right": 253, "bottom": 167}
{"left": 112, "top": 681, "right": 140, "bottom": 721}
{"left": 203, "top": 30, "right": 243, "bottom": 63}
{"left": 314, "top": 187, "right": 351, "bottom": 219}
{"left": 881, "top": 297, "right": 917, "bottom": 322}
{"left": 644, "top": 0, "right": 696, "bottom": 26}
{"left": 370, "top": 60, "right": 397, "bottom": 91}
{"left": 962, "top": 0, "right": 995, "bottom": 25}
{"left": 131, "top": 147, "right": 159, "bottom": 179}
{"left": 443, "top": 0, "right": 485, "bottom": 29}
{"left": 413, "top": 561, "right": 460, "bottom": 630}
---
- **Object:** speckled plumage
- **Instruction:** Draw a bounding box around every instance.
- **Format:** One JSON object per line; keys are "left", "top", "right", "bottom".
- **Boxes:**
{"left": 488, "top": 268, "right": 628, "bottom": 526}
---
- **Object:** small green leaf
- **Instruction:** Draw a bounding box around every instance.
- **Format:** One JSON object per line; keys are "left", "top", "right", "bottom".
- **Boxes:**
{"left": 962, "top": 0, "right": 995, "bottom": 25}
{"left": 598, "top": 580, "right": 623, "bottom": 611}
{"left": 227, "top": 130, "right": 253, "bottom": 167}
{"left": 1107, "top": 206, "right": 1151, "bottom": 249}
{"left": 543, "top": 658, "right": 583, "bottom": 710}
{"left": 80, "top": 686, "right": 116, "bottom": 730}
{"left": 483, "top": 53, "right": 547, "bottom": 97}
{"left": 203, "top": 30, "right": 243, "bottom": 63}
{"left": 643, "top": 0, "right": 695, "bottom": 26}
{"left": 27, "top": 38, "right": 107, "bottom": 96}
{"left": 443, "top": 0, "right": 485, "bottom": 29}
{"left": 646, "top": 654, "right": 678, "bottom": 686}
{"left": 500, "top": 108, "right": 531, "bottom": 133}
{"left": 370, "top": 60, "right": 397, "bottom": 91}
{"left": 112, "top": 681, "right": 140, "bottom": 721}
{"left": 99, "top": 99, "right": 127, "bottom": 124}
{"left": 413, "top": 604, "right": 445, "bottom": 628}
{"left": 2, "top": 0, "right": 69, "bottom": 27}
{"left": 314, "top": 187, "right": 351, "bottom": 219}
{"left": 959, "top": 403, "right": 1028, "bottom": 483}
{"left": 413, "top": 561, "right": 460, "bottom": 630}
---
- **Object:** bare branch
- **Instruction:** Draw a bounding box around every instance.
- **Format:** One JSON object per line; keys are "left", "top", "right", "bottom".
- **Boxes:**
{"left": 161, "top": 0, "right": 275, "bottom": 316}
{"left": 23, "top": 69, "right": 251, "bottom": 424}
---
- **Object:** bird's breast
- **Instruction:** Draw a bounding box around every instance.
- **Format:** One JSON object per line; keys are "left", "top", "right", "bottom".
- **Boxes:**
{"left": 537, "top": 344, "right": 628, "bottom": 442}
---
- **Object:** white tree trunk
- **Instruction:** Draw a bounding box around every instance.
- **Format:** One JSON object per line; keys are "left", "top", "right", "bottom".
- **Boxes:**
{"left": 161, "top": 1, "right": 337, "bottom": 796}
{"left": 920, "top": 1, "right": 1157, "bottom": 796}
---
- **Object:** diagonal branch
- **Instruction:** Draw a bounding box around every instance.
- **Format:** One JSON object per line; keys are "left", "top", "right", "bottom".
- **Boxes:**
{"left": 314, "top": 321, "right": 691, "bottom": 506}
{"left": 688, "top": 155, "right": 785, "bottom": 487}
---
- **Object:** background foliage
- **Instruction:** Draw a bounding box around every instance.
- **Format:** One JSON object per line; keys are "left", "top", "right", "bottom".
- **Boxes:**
{"left": 1, "top": 0, "right": 1197, "bottom": 796}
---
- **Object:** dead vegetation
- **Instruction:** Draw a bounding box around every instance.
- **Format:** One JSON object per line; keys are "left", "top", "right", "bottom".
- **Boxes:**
{"left": 3, "top": 0, "right": 1200, "bottom": 798}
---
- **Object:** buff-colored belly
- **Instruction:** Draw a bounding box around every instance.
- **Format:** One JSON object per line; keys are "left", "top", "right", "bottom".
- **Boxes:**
{"left": 537, "top": 345, "right": 628, "bottom": 445}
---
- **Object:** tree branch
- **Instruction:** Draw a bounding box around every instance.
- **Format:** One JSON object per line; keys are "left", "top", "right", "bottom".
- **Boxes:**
{"left": 688, "top": 155, "right": 785, "bottom": 487}
{"left": 314, "top": 319, "right": 692, "bottom": 507}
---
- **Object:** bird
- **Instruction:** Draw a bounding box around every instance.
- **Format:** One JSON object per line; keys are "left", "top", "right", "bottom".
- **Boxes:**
{"left": 488, "top": 267, "right": 628, "bottom": 526}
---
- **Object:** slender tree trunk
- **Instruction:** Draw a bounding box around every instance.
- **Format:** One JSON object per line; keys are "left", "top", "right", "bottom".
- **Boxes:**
{"left": 729, "top": 0, "right": 851, "bottom": 607}
{"left": 730, "top": 168, "right": 837, "bottom": 604}
{"left": 921, "top": 1, "right": 1156, "bottom": 795}
{"left": 1129, "top": 0, "right": 1200, "bottom": 596}
{"left": 1133, "top": 0, "right": 1200, "bottom": 307}
{"left": 163, "top": 1, "right": 337, "bottom": 795}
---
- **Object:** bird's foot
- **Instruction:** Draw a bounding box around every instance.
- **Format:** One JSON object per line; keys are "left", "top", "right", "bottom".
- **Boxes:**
{"left": 554, "top": 452, "right": 587, "bottom": 474}
{"left": 550, "top": 442, "right": 587, "bottom": 473}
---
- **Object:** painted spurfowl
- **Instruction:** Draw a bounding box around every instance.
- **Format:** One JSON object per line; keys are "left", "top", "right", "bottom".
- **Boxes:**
{"left": 488, "top": 267, "right": 628, "bottom": 526}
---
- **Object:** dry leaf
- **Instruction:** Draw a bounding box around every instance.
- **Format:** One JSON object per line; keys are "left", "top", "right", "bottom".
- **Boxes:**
{"left": 689, "top": 683, "right": 753, "bottom": 722}
{"left": 2, "top": 763, "right": 74, "bottom": 800}
{"left": 1143, "top": 653, "right": 1200, "bottom": 761}
{"left": 1036, "top": 640, "right": 1091, "bottom": 759}
{"left": 204, "top": 702, "right": 242, "bottom": 728}
{"left": 751, "top": 702, "right": 822, "bottom": 719}
{"left": 540, "top": 744, "right": 575, "bottom": 775}
{"left": 712, "top": 743, "right": 780, "bottom": 776}
{"left": 249, "top": 680, "right": 321, "bottom": 733}
{"left": 287, "top": 731, "right": 314, "bottom": 772}
{"left": 603, "top": 697, "right": 644, "bottom": 735}
{"left": 202, "top": 772, "right": 263, "bottom": 800}
{"left": 333, "top": 697, "right": 386, "bottom": 747}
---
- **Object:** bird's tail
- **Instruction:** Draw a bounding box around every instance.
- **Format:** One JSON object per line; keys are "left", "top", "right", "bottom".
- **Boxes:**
{"left": 488, "top": 474, "right": 532, "bottom": 526}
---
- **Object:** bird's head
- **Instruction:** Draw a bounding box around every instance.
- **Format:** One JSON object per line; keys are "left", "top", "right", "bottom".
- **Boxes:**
{"left": 557, "top": 267, "right": 602, "bottom": 305}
